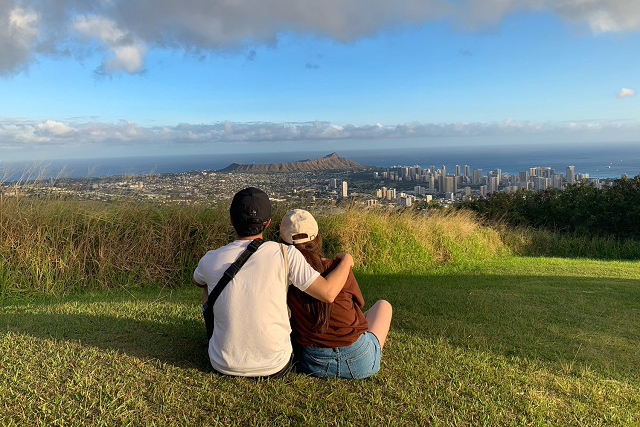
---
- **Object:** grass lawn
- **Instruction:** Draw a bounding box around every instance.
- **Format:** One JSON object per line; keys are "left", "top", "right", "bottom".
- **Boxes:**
{"left": 1, "top": 257, "right": 639, "bottom": 425}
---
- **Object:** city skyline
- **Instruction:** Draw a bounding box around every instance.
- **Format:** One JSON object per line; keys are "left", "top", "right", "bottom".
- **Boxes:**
{"left": 0, "top": 1, "right": 639, "bottom": 161}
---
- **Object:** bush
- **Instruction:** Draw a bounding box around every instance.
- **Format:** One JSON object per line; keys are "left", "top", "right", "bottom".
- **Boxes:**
{"left": 460, "top": 175, "right": 640, "bottom": 239}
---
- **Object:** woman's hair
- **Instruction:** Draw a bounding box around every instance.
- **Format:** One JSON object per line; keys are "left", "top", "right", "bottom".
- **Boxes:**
{"left": 290, "top": 234, "right": 332, "bottom": 333}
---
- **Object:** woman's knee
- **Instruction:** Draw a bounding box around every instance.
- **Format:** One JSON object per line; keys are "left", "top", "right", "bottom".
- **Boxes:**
{"left": 375, "top": 299, "right": 392, "bottom": 314}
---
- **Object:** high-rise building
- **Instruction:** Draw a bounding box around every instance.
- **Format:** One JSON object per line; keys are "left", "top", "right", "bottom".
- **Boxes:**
{"left": 488, "top": 176, "right": 499, "bottom": 194}
{"left": 519, "top": 171, "right": 529, "bottom": 184}
{"left": 472, "top": 169, "right": 482, "bottom": 185}
{"left": 341, "top": 181, "right": 348, "bottom": 198}
{"left": 464, "top": 165, "right": 470, "bottom": 178}
{"left": 330, "top": 178, "right": 337, "bottom": 188}
{"left": 429, "top": 174, "right": 435, "bottom": 192}
{"left": 444, "top": 176, "right": 455, "bottom": 193}
{"left": 387, "top": 188, "right": 396, "bottom": 200}
{"left": 439, "top": 165, "right": 446, "bottom": 192}
{"left": 414, "top": 186, "right": 422, "bottom": 196}
{"left": 540, "top": 167, "right": 552, "bottom": 178}
{"left": 566, "top": 166, "right": 575, "bottom": 184}
{"left": 455, "top": 165, "right": 460, "bottom": 176}
{"left": 480, "top": 185, "right": 488, "bottom": 197}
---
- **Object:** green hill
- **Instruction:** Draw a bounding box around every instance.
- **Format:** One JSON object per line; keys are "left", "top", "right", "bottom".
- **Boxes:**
{"left": 0, "top": 199, "right": 639, "bottom": 424}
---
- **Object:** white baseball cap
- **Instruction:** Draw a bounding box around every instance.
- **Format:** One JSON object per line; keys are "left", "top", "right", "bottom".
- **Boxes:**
{"left": 280, "top": 209, "right": 319, "bottom": 244}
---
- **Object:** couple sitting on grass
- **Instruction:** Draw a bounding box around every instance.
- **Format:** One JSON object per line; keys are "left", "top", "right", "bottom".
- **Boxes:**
{"left": 193, "top": 187, "right": 392, "bottom": 379}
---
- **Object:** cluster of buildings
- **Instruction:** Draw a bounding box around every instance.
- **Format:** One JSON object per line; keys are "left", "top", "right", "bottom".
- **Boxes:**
{"left": 372, "top": 164, "right": 606, "bottom": 204}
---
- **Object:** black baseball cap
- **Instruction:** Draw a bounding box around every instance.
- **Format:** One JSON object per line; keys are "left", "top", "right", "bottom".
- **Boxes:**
{"left": 229, "top": 187, "right": 272, "bottom": 236}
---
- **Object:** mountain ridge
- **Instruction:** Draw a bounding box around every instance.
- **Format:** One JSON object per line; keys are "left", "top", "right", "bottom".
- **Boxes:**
{"left": 218, "top": 152, "right": 369, "bottom": 173}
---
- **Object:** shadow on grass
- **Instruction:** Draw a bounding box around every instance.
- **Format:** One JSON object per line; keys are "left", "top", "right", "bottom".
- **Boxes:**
{"left": 503, "top": 232, "right": 640, "bottom": 261}
{"left": 0, "top": 311, "right": 212, "bottom": 372}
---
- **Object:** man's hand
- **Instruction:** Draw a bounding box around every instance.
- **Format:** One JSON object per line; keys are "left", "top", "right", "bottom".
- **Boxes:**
{"left": 334, "top": 253, "right": 354, "bottom": 269}
{"left": 304, "top": 252, "right": 354, "bottom": 303}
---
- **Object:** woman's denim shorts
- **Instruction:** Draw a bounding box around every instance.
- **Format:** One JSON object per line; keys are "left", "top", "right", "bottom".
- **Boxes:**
{"left": 297, "top": 332, "right": 381, "bottom": 379}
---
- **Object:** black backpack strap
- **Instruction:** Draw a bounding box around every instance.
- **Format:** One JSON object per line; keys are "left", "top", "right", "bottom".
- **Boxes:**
{"left": 207, "top": 238, "right": 264, "bottom": 308}
{"left": 203, "top": 238, "right": 264, "bottom": 339}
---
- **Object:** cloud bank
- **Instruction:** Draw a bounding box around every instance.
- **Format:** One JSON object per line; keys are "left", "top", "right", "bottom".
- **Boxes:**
{"left": 0, "top": 118, "right": 637, "bottom": 148}
{"left": 1, "top": 0, "right": 640, "bottom": 75}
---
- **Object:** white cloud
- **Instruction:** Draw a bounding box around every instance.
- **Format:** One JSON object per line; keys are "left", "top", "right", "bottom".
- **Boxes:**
{"left": 2, "top": 0, "right": 640, "bottom": 75}
{"left": 37, "top": 120, "right": 75, "bottom": 136}
{"left": 72, "top": 15, "right": 146, "bottom": 73}
{"left": 0, "top": 117, "right": 638, "bottom": 148}
{"left": 617, "top": 87, "right": 636, "bottom": 99}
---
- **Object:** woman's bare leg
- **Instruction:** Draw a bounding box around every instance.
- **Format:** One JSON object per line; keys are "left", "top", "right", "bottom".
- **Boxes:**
{"left": 364, "top": 300, "right": 393, "bottom": 348}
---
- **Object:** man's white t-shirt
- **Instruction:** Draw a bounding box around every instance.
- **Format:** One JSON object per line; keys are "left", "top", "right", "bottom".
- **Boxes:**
{"left": 193, "top": 240, "right": 320, "bottom": 377}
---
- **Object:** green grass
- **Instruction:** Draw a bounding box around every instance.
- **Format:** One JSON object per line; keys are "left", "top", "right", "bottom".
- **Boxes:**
{"left": 1, "top": 257, "right": 639, "bottom": 425}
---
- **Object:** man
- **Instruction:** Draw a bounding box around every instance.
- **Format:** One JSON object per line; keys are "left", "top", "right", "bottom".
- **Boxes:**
{"left": 193, "top": 187, "right": 354, "bottom": 377}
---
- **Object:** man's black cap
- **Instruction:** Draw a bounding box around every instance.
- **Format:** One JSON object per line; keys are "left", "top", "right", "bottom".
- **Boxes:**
{"left": 229, "top": 187, "right": 271, "bottom": 235}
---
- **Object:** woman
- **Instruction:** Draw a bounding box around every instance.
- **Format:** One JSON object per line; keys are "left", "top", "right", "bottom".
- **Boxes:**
{"left": 280, "top": 209, "right": 393, "bottom": 379}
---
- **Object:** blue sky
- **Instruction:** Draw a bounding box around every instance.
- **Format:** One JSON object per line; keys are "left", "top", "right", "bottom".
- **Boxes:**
{"left": 0, "top": 0, "right": 639, "bottom": 161}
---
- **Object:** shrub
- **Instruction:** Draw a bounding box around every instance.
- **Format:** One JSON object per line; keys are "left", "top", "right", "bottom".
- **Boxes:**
{"left": 460, "top": 175, "right": 640, "bottom": 239}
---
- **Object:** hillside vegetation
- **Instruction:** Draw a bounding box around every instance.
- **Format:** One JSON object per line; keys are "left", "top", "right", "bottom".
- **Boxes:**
{"left": 0, "top": 197, "right": 506, "bottom": 295}
{"left": 1, "top": 196, "right": 638, "bottom": 296}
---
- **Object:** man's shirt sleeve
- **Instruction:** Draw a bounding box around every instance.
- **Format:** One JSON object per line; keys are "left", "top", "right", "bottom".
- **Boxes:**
{"left": 193, "top": 259, "right": 207, "bottom": 286}
{"left": 287, "top": 245, "right": 320, "bottom": 292}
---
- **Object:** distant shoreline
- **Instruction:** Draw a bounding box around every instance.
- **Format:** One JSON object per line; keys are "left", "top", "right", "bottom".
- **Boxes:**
{"left": 1, "top": 144, "right": 638, "bottom": 181}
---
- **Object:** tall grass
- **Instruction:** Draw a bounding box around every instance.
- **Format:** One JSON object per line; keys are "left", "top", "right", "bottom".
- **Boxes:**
{"left": 0, "top": 198, "right": 229, "bottom": 295}
{"left": 0, "top": 197, "right": 508, "bottom": 295}
{"left": 1, "top": 196, "right": 638, "bottom": 296}
{"left": 315, "top": 208, "right": 508, "bottom": 273}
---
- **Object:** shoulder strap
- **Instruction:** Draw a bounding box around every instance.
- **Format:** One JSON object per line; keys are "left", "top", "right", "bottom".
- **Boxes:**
{"left": 280, "top": 243, "right": 289, "bottom": 289}
{"left": 206, "top": 238, "right": 264, "bottom": 308}
{"left": 280, "top": 243, "right": 291, "bottom": 319}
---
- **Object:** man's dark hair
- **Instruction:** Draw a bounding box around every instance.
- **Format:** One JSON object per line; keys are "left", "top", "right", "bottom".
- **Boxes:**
{"left": 229, "top": 187, "right": 272, "bottom": 237}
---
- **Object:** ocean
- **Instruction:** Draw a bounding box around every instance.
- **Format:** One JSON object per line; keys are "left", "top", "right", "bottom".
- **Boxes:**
{"left": 1, "top": 143, "right": 638, "bottom": 181}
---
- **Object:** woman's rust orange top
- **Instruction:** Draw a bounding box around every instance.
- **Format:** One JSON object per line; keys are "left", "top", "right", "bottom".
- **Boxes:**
{"left": 287, "top": 258, "right": 369, "bottom": 348}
